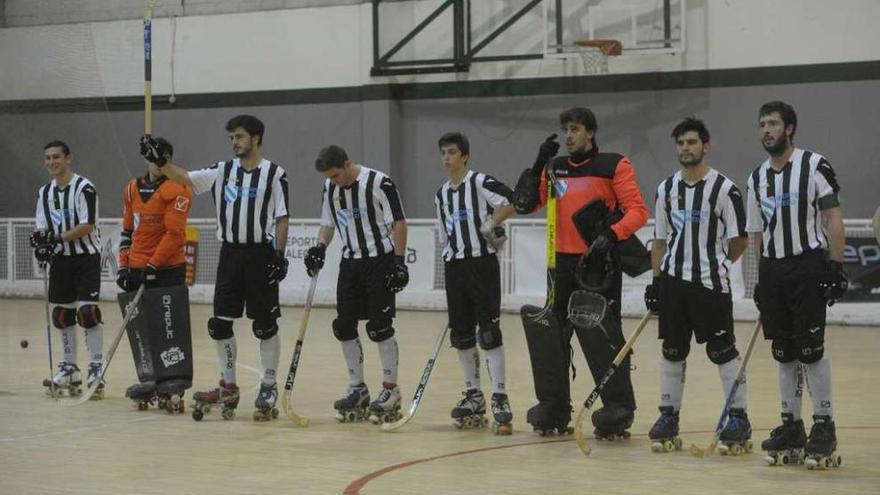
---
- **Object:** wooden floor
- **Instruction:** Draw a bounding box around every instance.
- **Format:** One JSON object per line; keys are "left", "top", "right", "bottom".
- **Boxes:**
{"left": 1, "top": 298, "right": 878, "bottom": 495}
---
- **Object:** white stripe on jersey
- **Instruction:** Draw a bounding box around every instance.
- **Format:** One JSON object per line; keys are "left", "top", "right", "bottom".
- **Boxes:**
{"left": 188, "top": 158, "right": 289, "bottom": 244}
{"left": 35, "top": 173, "right": 101, "bottom": 256}
{"left": 654, "top": 169, "right": 746, "bottom": 293}
{"left": 745, "top": 148, "right": 839, "bottom": 259}
{"left": 320, "top": 166, "right": 405, "bottom": 259}
{"left": 434, "top": 170, "right": 512, "bottom": 261}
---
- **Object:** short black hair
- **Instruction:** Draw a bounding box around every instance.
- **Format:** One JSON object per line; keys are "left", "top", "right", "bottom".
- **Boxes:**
{"left": 225, "top": 114, "right": 265, "bottom": 145}
{"left": 759, "top": 101, "right": 797, "bottom": 140}
{"left": 43, "top": 140, "right": 70, "bottom": 156}
{"left": 671, "top": 117, "right": 710, "bottom": 143}
{"left": 559, "top": 107, "right": 598, "bottom": 132}
{"left": 315, "top": 145, "right": 349, "bottom": 172}
{"left": 155, "top": 137, "right": 173, "bottom": 159}
{"left": 438, "top": 132, "right": 470, "bottom": 159}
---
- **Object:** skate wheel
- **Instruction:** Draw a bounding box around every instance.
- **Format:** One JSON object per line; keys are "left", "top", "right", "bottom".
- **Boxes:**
{"left": 221, "top": 408, "right": 235, "bottom": 421}
{"left": 137, "top": 401, "right": 148, "bottom": 411}
{"left": 650, "top": 442, "right": 663, "bottom": 453}
{"left": 834, "top": 455, "right": 842, "bottom": 467}
{"left": 745, "top": 440, "right": 753, "bottom": 453}
{"left": 764, "top": 454, "right": 777, "bottom": 466}
{"left": 663, "top": 440, "right": 675, "bottom": 453}
{"left": 805, "top": 458, "right": 817, "bottom": 470}
{"left": 452, "top": 419, "right": 463, "bottom": 430}
{"left": 272, "top": 408, "right": 279, "bottom": 419}
{"left": 781, "top": 454, "right": 790, "bottom": 465}
{"left": 823, "top": 457, "right": 832, "bottom": 469}
{"left": 346, "top": 411, "right": 357, "bottom": 423}
{"left": 731, "top": 444, "right": 743, "bottom": 456}
{"left": 192, "top": 410, "right": 204, "bottom": 421}
{"left": 177, "top": 401, "right": 185, "bottom": 413}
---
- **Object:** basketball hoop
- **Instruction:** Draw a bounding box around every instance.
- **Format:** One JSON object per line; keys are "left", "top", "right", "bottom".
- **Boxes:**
{"left": 572, "top": 39, "right": 622, "bottom": 74}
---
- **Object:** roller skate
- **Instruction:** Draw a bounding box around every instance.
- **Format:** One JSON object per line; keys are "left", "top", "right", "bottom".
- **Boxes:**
{"left": 718, "top": 408, "right": 753, "bottom": 455}
{"left": 156, "top": 378, "right": 189, "bottom": 414}
{"left": 42, "top": 362, "right": 82, "bottom": 397}
{"left": 86, "top": 362, "right": 105, "bottom": 400}
{"left": 804, "top": 415, "right": 842, "bottom": 470}
{"left": 125, "top": 382, "right": 157, "bottom": 410}
{"left": 451, "top": 389, "right": 488, "bottom": 429}
{"left": 491, "top": 393, "right": 513, "bottom": 435}
{"left": 253, "top": 382, "right": 279, "bottom": 421}
{"left": 368, "top": 383, "right": 402, "bottom": 425}
{"left": 762, "top": 413, "right": 807, "bottom": 466}
{"left": 649, "top": 406, "right": 682, "bottom": 453}
{"left": 334, "top": 383, "right": 370, "bottom": 422}
{"left": 592, "top": 405, "right": 634, "bottom": 441}
{"left": 526, "top": 402, "right": 573, "bottom": 436}
{"left": 190, "top": 380, "right": 239, "bottom": 421}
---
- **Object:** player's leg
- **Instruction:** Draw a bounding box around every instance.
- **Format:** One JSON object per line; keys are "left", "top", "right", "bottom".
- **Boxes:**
{"left": 649, "top": 275, "right": 688, "bottom": 452}
{"left": 245, "top": 246, "right": 283, "bottom": 421}
{"left": 445, "top": 259, "right": 485, "bottom": 429}
{"left": 74, "top": 253, "right": 104, "bottom": 398}
{"left": 43, "top": 256, "right": 82, "bottom": 395}
{"left": 332, "top": 259, "right": 370, "bottom": 422}
{"left": 364, "top": 254, "right": 402, "bottom": 424}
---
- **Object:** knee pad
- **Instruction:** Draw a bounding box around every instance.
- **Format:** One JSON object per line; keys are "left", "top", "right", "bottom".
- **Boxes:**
{"left": 795, "top": 336, "right": 824, "bottom": 364}
{"left": 771, "top": 338, "right": 797, "bottom": 363}
{"left": 477, "top": 321, "right": 503, "bottom": 350}
{"left": 706, "top": 338, "right": 739, "bottom": 365}
{"left": 252, "top": 319, "right": 278, "bottom": 340}
{"left": 661, "top": 340, "right": 690, "bottom": 362}
{"left": 207, "top": 317, "right": 234, "bottom": 340}
{"left": 76, "top": 305, "right": 102, "bottom": 329}
{"left": 332, "top": 318, "right": 358, "bottom": 342}
{"left": 449, "top": 325, "right": 477, "bottom": 350}
{"left": 365, "top": 318, "right": 394, "bottom": 342}
{"left": 51, "top": 306, "right": 76, "bottom": 329}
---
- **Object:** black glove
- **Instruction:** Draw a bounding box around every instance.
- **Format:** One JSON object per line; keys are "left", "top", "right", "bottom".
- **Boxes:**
{"left": 589, "top": 229, "right": 618, "bottom": 256}
{"left": 30, "top": 229, "right": 58, "bottom": 248}
{"left": 116, "top": 267, "right": 132, "bottom": 291}
{"left": 820, "top": 260, "right": 849, "bottom": 307}
{"left": 385, "top": 255, "right": 409, "bottom": 293}
{"left": 267, "top": 250, "right": 289, "bottom": 285}
{"left": 753, "top": 284, "right": 761, "bottom": 312}
{"left": 34, "top": 243, "right": 55, "bottom": 265}
{"left": 644, "top": 276, "right": 661, "bottom": 313}
{"left": 512, "top": 168, "right": 542, "bottom": 214}
{"left": 139, "top": 135, "right": 169, "bottom": 167}
{"left": 533, "top": 133, "right": 560, "bottom": 172}
{"left": 304, "top": 244, "right": 326, "bottom": 277}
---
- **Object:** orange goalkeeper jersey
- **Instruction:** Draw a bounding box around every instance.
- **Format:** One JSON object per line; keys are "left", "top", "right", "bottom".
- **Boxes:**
{"left": 119, "top": 175, "right": 192, "bottom": 269}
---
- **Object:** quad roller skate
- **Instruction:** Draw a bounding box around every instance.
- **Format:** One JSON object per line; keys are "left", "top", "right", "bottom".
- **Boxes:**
{"left": 125, "top": 382, "right": 158, "bottom": 410}
{"left": 190, "top": 380, "right": 239, "bottom": 421}
{"left": 762, "top": 413, "right": 807, "bottom": 466}
{"left": 648, "top": 406, "right": 682, "bottom": 453}
{"left": 804, "top": 415, "right": 842, "bottom": 470}
{"left": 451, "top": 389, "right": 488, "bottom": 430}
{"left": 526, "top": 403, "right": 573, "bottom": 436}
{"left": 86, "top": 362, "right": 105, "bottom": 400}
{"left": 156, "top": 379, "right": 189, "bottom": 414}
{"left": 718, "top": 408, "right": 753, "bottom": 455}
{"left": 368, "top": 383, "right": 402, "bottom": 425}
{"left": 253, "top": 382, "right": 279, "bottom": 421}
{"left": 592, "top": 405, "right": 634, "bottom": 441}
{"left": 334, "top": 383, "right": 370, "bottom": 423}
{"left": 43, "top": 362, "right": 82, "bottom": 397}
{"left": 491, "top": 393, "right": 513, "bottom": 435}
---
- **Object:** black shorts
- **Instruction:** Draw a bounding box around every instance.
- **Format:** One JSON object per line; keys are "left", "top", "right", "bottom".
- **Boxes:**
{"left": 48, "top": 253, "right": 101, "bottom": 304}
{"left": 213, "top": 243, "right": 280, "bottom": 320}
{"left": 658, "top": 273, "right": 734, "bottom": 344}
{"left": 758, "top": 249, "right": 826, "bottom": 341}
{"left": 445, "top": 254, "right": 501, "bottom": 340}
{"left": 336, "top": 254, "right": 396, "bottom": 323}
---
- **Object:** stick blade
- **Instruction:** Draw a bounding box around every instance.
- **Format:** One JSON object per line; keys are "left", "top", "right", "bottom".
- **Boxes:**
{"left": 381, "top": 414, "right": 411, "bottom": 432}
{"left": 689, "top": 443, "right": 707, "bottom": 458}
{"left": 573, "top": 408, "right": 592, "bottom": 456}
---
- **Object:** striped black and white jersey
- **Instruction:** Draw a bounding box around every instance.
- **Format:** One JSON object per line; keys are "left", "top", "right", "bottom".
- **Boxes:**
{"left": 654, "top": 168, "right": 746, "bottom": 293}
{"left": 745, "top": 148, "right": 840, "bottom": 259}
{"left": 34, "top": 174, "right": 101, "bottom": 256}
{"left": 434, "top": 170, "right": 513, "bottom": 261}
{"left": 188, "top": 158, "right": 289, "bottom": 245}
{"left": 320, "top": 165, "right": 406, "bottom": 259}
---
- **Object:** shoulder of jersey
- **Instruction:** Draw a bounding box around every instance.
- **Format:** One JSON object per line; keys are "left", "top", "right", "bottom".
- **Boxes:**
{"left": 160, "top": 179, "right": 191, "bottom": 198}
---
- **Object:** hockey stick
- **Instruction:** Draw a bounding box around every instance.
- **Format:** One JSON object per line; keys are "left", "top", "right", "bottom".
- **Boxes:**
{"left": 523, "top": 169, "right": 558, "bottom": 323}
{"left": 382, "top": 326, "right": 450, "bottom": 432}
{"left": 143, "top": 0, "right": 157, "bottom": 136}
{"left": 689, "top": 319, "right": 762, "bottom": 458}
{"left": 574, "top": 311, "right": 651, "bottom": 456}
{"left": 280, "top": 276, "right": 318, "bottom": 427}
{"left": 42, "top": 266, "right": 58, "bottom": 400}
{"left": 65, "top": 285, "right": 146, "bottom": 406}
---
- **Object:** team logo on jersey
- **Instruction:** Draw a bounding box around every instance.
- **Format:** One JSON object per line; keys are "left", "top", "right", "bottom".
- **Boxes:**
{"left": 553, "top": 180, "right": 568, "bottom": 197}
{"left": 444, "top": 209, "right": 471, "bottom": 234}
{"left": 224, "top": 184, "right": 259, "bottom": 202}
{"left": 133, "top": 212, "right": 141, "bottom": 230}
{"left": 50, "top": 208, "right": 73, "bottom": 227}
{"left": 670, "top": 208, "right": 707, "bottom": 230}
{"left": 160, "top": 347, "right": 185, "bottom": 368}
{"left": 760, "top": 192, "right": 798, "bottom": 219}
{"left": 337, "top": 208, "right": 361, "bottom": 228}
{"left": 174, "top": 195, "right": 190, "bottom": 212}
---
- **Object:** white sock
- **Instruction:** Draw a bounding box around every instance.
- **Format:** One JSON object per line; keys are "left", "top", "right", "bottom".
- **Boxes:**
{"left": 341, "top": 338, "right": 365, "bottom": 386}
{"left": 215, "top": 337, "right": 237, "bottom": 384}
{"left": 485, "top": 346, "right": 506, "bottom": 394}
{"left": 659, "top": 357, "right": 686, "bottom": 411}
{"left": 84, "top": 324, "right": 103, "bottom": 363}
{"left": 804, "top": 357, "right": 833, "bottom": 417}
{"left": 259, "top": 334, "right": 280, "bottom": 386}
{"left": 60, "top": 326, "right": 77, "bottom": 364}
{"left": 377, "top": 337, "right": 399, "bottom": 385}
{"left": 457, "top": 346, "right": 481, "bottom": 391}
{"left": 778, "top": 361, "right": 804, "bottom": 420}
{"left": 718, "top": 356, "right": 747, "bottom": 410}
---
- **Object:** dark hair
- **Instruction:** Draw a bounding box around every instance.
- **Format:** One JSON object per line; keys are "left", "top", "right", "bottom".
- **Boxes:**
{"left": 671, "top": 117, "right": 710, "bottom": 143}
{"left": 43, "top": 140, "right": 70, "bottom": 156}
{"left": 155, "top": 137, "right": 173, "bottom": 159}
{"left": 225, "top": 114, "right": 265, "bottom": 145}
{"left": 759, "top": 101, "right": 797, "bottom": 140}
{"left": 315, "top": 145, "right": 349, "bottom": 172}
{"left": 559, "top": 107, "right": 598, "bottom": 148}
{"left": 438, "top": 132, "right": 470, "bottom": 160}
